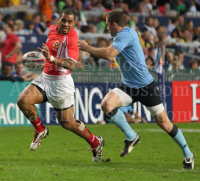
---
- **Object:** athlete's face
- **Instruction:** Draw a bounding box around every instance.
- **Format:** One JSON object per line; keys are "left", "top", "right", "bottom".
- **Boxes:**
{"left": 58, "top": 14, "right": 75, "bottom": 34}
{"left": 106, "top": 18, "right": 116, "bottom": 37}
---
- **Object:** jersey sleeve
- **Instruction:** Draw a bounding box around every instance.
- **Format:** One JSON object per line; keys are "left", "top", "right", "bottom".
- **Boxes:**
{"left": 66, "top": 34, "right": 79, "bottom": 62}
{"left": 111, "top": 31, "right": 132, "bottom": 52}
{"left": 47, "top": 25, "right": 56, "bottom": 36}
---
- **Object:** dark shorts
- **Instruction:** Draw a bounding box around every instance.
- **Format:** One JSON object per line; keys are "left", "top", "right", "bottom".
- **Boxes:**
{"left": 118, "top": 81, "right": 162, "bottom": 107}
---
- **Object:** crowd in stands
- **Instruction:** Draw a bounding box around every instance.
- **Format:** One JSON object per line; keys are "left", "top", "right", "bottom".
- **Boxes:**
{"left": 0, "top": 61, "right": 39, "bottom": 81}
{"left": 0, "top": 0, "right": 200, "bottom": 82}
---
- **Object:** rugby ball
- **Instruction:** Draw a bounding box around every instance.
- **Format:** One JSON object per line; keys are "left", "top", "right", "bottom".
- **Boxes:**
{"left": 21, "top": 51, "right": 46, "bottom": 70}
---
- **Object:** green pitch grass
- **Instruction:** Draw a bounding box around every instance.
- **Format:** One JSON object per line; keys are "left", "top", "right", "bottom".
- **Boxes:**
{"left": 0, "top": 123, "right": 200, "bottom": 181}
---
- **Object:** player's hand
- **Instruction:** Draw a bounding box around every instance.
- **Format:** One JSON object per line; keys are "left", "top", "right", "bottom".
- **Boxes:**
{"left": 77, "top": 40, "right": 89, "bottom": 51}
{"left": 5, "top": 53, "right": 12, "bottom": 59}
{"left": 38, "top": 43, "right": 50, "bottom": 60}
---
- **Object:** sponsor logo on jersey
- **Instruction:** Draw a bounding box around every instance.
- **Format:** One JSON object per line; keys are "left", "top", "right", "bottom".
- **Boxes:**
{"left": 53, "top": 41, "right": 60, "bottom": 48}
{"left": 27, "top": 53, "right": 39, "bottom": 58}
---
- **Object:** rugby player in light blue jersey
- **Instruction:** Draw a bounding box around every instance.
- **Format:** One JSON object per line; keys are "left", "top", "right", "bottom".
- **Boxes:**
{"left": 78, "top": 10, "right": 194, "bottom": 169}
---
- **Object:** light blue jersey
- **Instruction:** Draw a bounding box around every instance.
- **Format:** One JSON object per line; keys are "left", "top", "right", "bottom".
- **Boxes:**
{"left": 112, "top": 27, "right": 154, "bottom": 88}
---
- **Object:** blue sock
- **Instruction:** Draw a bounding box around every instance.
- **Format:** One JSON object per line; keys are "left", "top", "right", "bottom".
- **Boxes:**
{"left": 109, "top": 109, "right": 137, "bottom": 141}
{"left": 169, "top": 125, "right": 193, "bottom": 158}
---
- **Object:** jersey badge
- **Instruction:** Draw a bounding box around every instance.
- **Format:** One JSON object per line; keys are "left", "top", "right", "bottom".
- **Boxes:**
{"left": 53, "top": 41, "right": 61, "bottom": 49}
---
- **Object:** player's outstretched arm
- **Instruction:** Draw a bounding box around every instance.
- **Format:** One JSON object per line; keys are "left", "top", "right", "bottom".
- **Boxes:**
{"left": 78, "top": 40, "right": 119, "bottom": 61}
{"left": 52, "top": 57, "right": 77, "bottom": 70}
{"left": 38, "top": 44, "right": 77, "bottom": 70}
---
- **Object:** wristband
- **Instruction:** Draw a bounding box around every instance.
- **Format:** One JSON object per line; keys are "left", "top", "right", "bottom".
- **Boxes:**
{"left": 47, "top": 55, "right": 55, "bottom": 62}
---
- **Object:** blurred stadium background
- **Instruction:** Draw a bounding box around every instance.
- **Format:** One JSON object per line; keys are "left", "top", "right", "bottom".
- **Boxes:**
{"left": 0, "top": 0, "right": 199, "bottom": 125}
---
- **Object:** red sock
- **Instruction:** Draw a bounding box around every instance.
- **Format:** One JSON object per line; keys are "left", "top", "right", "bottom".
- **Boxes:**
{"left": 87, "top": 133, "right": 99, "bottom": 148}
{"left": 31, "top": 117, "right": 45, "bottom": 132}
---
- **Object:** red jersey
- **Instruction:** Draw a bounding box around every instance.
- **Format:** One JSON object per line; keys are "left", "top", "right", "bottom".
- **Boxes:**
{"left": 2, "top": 33, "right": 19, "bottom": 64}
{"left": 44, "top": 25, "right": 79, "bottom": 75}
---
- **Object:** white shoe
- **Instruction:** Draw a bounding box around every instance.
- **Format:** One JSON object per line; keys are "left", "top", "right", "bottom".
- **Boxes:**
{"left": 97, "top": 120, "right": 106, "bottom": 125}
{"left": 92, "top": 136, "right": 104, "bottom": 162}
{"left": 183, "top": 153, "right": 194, "bottom": 170}
{"left": 30, "top": 126, "right": 49, "bottom": 151}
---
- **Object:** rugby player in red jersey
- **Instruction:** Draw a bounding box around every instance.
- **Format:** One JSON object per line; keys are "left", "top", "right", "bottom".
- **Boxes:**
{"left": 17, "top": 9, "right": 104, "bottom": 162}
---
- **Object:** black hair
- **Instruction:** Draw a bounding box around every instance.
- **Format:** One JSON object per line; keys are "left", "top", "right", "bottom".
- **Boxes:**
{"left": 60, "top": 8, "right": 76, "bottom": 20}
{"left": 5, "top": 22, "right": 14, "bottom": 31}
{"left": 171, "top": 28, "right": 180, "bottom": 38}
{"left": 146, "top": 56, "right": 155, "bottom": 66}
{"left": 2, "top": 62, "right": 12, "bottom": 71}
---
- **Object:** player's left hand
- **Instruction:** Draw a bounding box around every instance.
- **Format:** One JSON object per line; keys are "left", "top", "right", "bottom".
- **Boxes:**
{"left": 77, "top": 40, "right": 89, "bottom": 51}
{"left": 38, "top": 43, "right": 50, "bottom": 60}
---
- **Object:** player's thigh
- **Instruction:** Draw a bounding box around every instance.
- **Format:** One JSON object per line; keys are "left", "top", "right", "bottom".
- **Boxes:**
{"left": 101, "top": 85, "right": 133, "bottom": 110}
{"left": 139, "top": 81, "right": 164, "bottom": 117}
{"left": 101, "top": 91, "right": 123, "bottom": 111}
{"left": 17, "top": 84, "right": 44, "bottom": 105}
{"left": 45, "top": 78, "right": 75, "bottom": 110}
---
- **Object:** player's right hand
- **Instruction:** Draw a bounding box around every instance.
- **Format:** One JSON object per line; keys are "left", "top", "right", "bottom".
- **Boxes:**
{"left": 77, "top": 40, "right": 89, "bottom": 52}
{"left": 38, "top": 43, "right": 50, "bottom": 60}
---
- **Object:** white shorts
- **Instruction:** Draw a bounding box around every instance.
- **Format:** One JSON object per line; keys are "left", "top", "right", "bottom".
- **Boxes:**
{"left": 31, "top": 72, "right": 75, "bottom": 110}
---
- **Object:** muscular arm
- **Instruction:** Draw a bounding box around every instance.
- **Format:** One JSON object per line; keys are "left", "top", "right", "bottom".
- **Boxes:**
{"left": 78, "top": 40, "right": 120, "bottom": 62}
{"left": 53, "top": 57, "right": 77, "bottom": 70}
{"left": 86, "top": 45, "right": 119, "bottom": 61}
{"left": 39, "top": 43, "right": 77, "bottom": 70}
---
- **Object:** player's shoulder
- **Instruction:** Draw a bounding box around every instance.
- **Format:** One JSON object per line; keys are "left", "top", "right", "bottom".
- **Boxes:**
{"left": 117, "top": 27, "right": 134, "bottom": 37}
{"left": 69, "top": 28, "right": 79, "bottom": 37}
{"left": 48, "top": 25, "right": 57, "bottom": 30}
{"left": 48, "top": 25, "right": 57, "bottom": 34}
{"left": 120, "top": 27, "right": 139, "bottom": 42}
{"left": 68, "top": 28, "right": 79, "bottom": 41}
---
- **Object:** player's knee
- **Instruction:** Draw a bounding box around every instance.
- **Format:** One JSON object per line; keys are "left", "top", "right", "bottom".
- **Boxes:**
{"left": 101, "top": 100, "right": 112, "bottom": 113}
{"left": 155, "top": 115, "right": 172, "bottom": 133}
{"left": 17, "top": 97, "right": 27, "bottom": 108}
